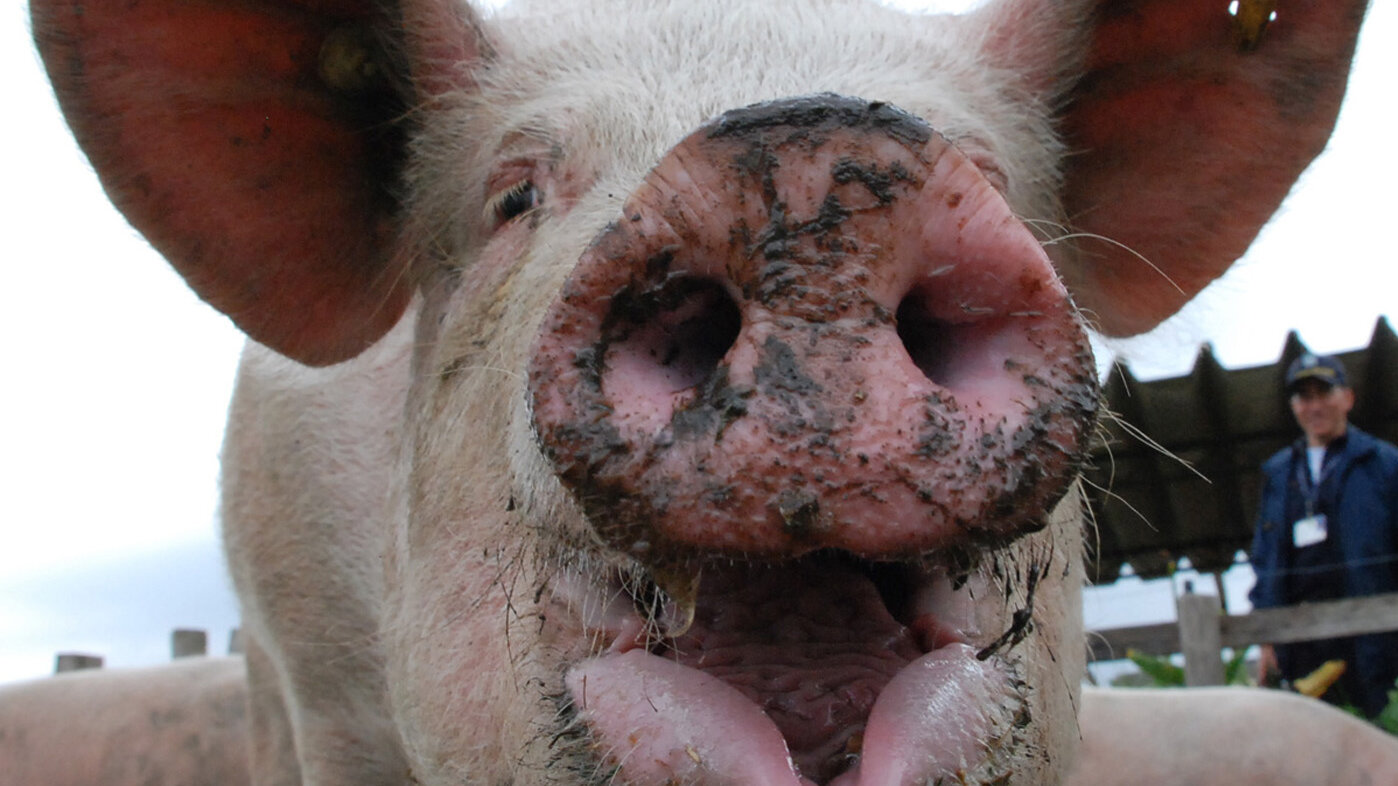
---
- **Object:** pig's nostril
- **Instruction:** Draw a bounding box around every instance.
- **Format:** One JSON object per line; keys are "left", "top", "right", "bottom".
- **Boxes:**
{"left": 895, "top": 292, "right": 958, "bottom": 384}
{"left": 603, "top": 278, "right": 741, "bottom": 397}
{"left": 895, "top": 289, "right": 1010, "bottom": 392}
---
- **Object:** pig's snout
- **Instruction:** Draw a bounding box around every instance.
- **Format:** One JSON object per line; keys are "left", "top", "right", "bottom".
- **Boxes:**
{"left": 530, "top": 95, "right": 1097, "bottom": 559}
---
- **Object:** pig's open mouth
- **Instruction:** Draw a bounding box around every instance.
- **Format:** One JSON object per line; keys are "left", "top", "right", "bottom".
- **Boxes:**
{"left": 551, "top": 550, "right": 1030, "bottom": 785}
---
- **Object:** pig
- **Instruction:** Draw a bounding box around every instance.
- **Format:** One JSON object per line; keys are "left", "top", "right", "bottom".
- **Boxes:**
{"left": 0, "top": 657, "right": 250, "bottom": 786}
{"left": 1067, "top": 687, "right": 1398, "bottom": 785}
{"left": 9, "top": 669, "right": 1397, "bottom": 786}
{"left": 28, "top": 0, "right": 1369, "bottom": 783}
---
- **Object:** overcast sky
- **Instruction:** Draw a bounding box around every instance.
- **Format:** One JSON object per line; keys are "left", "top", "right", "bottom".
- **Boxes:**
{"left": 3, "top": 0, "right": 1394, "bottom": 686}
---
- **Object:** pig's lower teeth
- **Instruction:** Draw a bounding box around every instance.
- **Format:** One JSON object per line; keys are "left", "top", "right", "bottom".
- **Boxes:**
{"left": 565, "top": 553, "right": 1007, "bottom": 784}
{"left": 621, "top": 565, "right": 701, "bottom": 640}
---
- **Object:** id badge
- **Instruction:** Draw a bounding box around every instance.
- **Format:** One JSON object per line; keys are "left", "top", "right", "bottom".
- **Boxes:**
{"left": 1293, "top": 514, "right": 1328, "bottom": 548}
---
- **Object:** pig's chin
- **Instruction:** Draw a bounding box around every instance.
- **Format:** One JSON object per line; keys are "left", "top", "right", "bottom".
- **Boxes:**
{"left": 554, "top": 553, "right": 1025, "bottom": 785}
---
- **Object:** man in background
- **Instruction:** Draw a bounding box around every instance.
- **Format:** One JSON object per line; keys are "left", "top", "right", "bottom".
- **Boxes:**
{"left": 1249, "top": 353, "right": 1398, "bottom": 716}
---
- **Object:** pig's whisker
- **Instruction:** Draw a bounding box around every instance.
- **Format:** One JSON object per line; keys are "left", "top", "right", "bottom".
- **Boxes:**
{"left": 1044, "top": 231, "right": 1185, "bottom": 296}
{"left": 1079, "top": 473, "right": 1157, "bottom": 536}
{"left": 1081, "top": 480, "right": 1108, "bottom": 584}
{"left": 393, "top": 540, "right": 530, "bottom": 671}
{"left": 1021, "top": 216, "right": 1073, "bottom": 244}
{"left": 1083, "top": 628, "right": 1111, "bottom": 663}
{"left": 1102, "top": 408, "right": 1207, "bottom": 483}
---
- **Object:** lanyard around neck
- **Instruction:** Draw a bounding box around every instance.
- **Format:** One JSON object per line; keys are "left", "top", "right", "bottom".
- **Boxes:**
{"left": 1295, "top": 447, "right": 1340, "bottom": 516}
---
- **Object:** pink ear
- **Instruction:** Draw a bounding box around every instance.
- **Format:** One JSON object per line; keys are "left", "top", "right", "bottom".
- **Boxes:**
{"left": 1056, "top": 0, "right": 1368, "bottom": 336}
{"left": 31, "top": 0, "right": 484, "bottom": 365}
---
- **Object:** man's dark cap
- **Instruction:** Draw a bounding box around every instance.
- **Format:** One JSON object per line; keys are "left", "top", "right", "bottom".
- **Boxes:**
{"left": 1285, "top": 353, "right": 1348, "bottom": 394}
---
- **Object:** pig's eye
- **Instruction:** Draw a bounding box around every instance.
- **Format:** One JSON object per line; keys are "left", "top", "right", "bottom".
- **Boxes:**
{"left": 486, "top": 180, "right": 542, "bottom": 226}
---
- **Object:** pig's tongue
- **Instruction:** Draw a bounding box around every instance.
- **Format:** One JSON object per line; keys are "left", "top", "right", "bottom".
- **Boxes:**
{"left": 565, "top": 561, "right": 1014, "bottom": 785}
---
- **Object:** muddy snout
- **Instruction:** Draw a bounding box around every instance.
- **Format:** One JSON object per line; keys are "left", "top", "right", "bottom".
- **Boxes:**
{"left": 530, "top": 95, "right": 1097, "bottom": 560}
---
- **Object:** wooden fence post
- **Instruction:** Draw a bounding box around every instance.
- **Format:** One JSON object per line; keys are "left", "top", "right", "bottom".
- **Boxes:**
{"left": 54, "top": 653, "right": 103, "bottom": 673}
{"left": 172, "top": 628, "right": 208, "bottom": 659}
{"left": 1178, "top": 592, "right": 1225, "bottom": 686}
{"left": 1088, "top": 592, "right": 1398, "bottom": 665}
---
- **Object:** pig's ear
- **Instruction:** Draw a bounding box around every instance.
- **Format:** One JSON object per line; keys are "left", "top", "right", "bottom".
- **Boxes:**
{"left": 1044, "top": 0, "right": 1365, "bottom": 336}
{"left": 31, "top": 0, "right": 489, "bottom": 365}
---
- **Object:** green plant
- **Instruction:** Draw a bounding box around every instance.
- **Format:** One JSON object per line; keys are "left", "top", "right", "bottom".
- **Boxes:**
{"left": 1124, "top": 649, "right": 1183, "bottom": 687}
{"left": 1118, "top": 656, "right": 1398, "bottom": 737}
{"left": 1120, "top": 648, "right": 1250, "bottom": 688}
{"left": 1223, "top": 648, "right": 1249, "bottom": 686}
{"left": 1374, "top": 681, "right": 1398, "bottom": 735}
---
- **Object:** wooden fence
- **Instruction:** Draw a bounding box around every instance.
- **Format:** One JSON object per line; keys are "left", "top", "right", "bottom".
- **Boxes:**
{"left": 54, "top": 597, "right": 1398, "bottom": 686}
{"left": 53, "top": 627, "right": 243, "bottom": 674}
{"left": 1089, "top": 590, "right": 1398, "bottom": 685}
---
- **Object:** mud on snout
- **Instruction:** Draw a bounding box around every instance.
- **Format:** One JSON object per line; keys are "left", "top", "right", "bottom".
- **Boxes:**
{"left": 527, "top": 95, "right": 1098, "bottom": 785}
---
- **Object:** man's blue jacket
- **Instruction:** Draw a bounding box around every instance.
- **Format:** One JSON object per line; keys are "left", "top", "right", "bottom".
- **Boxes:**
{"left": 1250, "top": 425, "right": 1398, "bottom": 607}
{"left": 1249, "top": 424, "right": 1398, "bottom": 709}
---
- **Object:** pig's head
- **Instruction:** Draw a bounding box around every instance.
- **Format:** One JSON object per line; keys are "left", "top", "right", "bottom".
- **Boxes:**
{"left": 32, "top": 0, "right": 1367, "bottom": 783}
